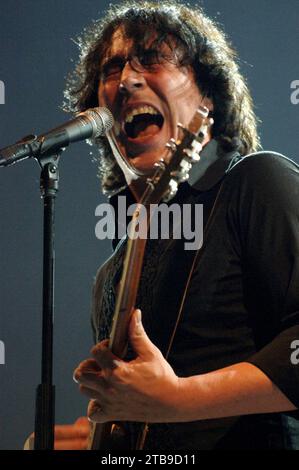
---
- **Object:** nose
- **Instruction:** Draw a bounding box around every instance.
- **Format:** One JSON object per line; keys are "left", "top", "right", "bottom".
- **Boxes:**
{"left": 119, "top": 61, "right": 146, "bottom": 94}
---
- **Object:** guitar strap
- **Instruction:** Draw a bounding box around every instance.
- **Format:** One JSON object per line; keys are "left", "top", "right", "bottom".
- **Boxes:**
{"left": 165, "top": 180, "right": 225, "bottom": 360}
{"left": 165, "top": 153, "right": 245, "bottom": 360}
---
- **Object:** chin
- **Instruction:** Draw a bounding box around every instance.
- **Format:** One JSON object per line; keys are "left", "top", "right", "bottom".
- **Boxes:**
{"left": 119, "top": 137, "right": 168, "bottom": 171}
{"left": 128, "top": 153, "right": 162, "bottom": 173}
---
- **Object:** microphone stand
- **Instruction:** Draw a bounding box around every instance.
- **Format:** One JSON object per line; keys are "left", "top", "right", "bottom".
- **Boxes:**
{"left": 34, "top": 150, "right": 62, "bottom": 450}
{"left": 0, "top": 108, "right": 113, "bottom": 449}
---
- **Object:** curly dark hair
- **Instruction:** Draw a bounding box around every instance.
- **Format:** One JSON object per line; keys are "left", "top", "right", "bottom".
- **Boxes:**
{"left": 64, "top": 0, "right": 260, "bottom": 194}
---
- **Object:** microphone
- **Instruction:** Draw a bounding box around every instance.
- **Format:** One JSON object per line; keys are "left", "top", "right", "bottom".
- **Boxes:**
{"left": 0, "top": 107, "right": 114, "bottom": 167}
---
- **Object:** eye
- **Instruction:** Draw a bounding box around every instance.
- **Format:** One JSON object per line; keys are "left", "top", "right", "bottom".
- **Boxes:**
{"left": 137, "top": 49, "right": 174, "bottom": 71}
{"left": 137, "top": 50, "right": 169, "bottom": 71}
{"left": 101, "top": 58, "right": 126, "bottom": 80}
{"left": 139, "top": 50, "right": 160, "bottom": 66}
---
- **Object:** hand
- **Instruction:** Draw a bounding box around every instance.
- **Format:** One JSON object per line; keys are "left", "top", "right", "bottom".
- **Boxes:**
{"left": 24, "top": 417, "right": 90, "bottom": 450}
{"left": 74, "top": 309, "right": 183, "bottom": 424}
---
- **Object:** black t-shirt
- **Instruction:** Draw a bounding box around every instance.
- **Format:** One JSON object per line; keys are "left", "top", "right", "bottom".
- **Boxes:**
{"left": 91, "top": 141, "right": 299, "bottom": 449}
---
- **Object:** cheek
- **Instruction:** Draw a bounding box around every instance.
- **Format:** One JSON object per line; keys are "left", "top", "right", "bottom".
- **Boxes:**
{"left": 97, "top": 83, "right": 117, "bottom": 108}
{"left": 155, "top": 70, "right": 201, "bottom": 104}
{"left": 97, "top": 86, "right": 107, "bottom": 107}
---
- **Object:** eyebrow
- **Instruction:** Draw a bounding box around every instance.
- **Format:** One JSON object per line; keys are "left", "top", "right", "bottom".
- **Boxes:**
{"left": 102, "top": 54, "right": 127, "bottom": 67}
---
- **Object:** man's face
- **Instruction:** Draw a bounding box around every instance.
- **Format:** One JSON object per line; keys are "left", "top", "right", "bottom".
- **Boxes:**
{"left": 98, "top": 28, "right": 212, "bottom": 173}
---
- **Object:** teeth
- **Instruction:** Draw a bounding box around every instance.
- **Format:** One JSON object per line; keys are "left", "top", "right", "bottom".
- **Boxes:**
{"left": 124, "top": 105, "right": 159, "bottom": 124}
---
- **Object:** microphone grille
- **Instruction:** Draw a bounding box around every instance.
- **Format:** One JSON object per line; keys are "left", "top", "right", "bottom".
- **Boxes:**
{"left": 85, "top": 107, "right": 114, "bottom": 137}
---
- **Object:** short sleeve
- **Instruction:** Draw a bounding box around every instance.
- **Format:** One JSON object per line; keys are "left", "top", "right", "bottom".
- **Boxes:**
{"left": 226, "top": 152, "right": 299, "bottom": 407}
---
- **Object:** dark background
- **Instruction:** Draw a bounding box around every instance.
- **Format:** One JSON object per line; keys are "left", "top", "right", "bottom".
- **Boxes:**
{"left": 0, "top": 0, "right": 298, "bottom": 449}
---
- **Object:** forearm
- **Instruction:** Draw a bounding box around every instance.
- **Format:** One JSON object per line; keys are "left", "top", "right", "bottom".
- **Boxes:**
{"left": 76, "top": 313, "right": 298, "bottom": 424}
{"left": 176, "top": 362, "right": 297, "bottom": 422}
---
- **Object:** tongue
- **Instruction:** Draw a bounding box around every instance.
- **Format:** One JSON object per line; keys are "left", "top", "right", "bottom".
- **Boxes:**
{"left": 134, "top": 123, "right": 160, "bottom": 138}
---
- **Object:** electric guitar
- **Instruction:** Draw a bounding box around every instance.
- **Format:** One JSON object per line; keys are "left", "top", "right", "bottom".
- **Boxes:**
{"left": 87, "top": 106, "right": 213, "bottom": 450}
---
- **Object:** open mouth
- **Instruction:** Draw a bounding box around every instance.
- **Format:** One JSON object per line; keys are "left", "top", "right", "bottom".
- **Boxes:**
{"left": 124, "top": 112, "right": 164, "bottom": 139}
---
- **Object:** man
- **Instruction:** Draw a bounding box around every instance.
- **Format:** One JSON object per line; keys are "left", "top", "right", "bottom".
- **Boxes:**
{"left": 58, "top": 1, "right": 299, "bottom": 449}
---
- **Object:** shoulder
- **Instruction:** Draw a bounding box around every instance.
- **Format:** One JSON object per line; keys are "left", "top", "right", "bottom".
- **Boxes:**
{"left": 223, "top": 151, "right": 299, "bottom": 202}
{"left": 227, "top": 151, "right": 299, "bottom": 181}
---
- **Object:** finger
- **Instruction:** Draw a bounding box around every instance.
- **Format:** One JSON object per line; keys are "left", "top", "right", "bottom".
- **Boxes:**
{"left": 87, "top": 399, "right": 109, "bottom": 423}
{"left": 129, "top": 309, "right": 159, "bottom": 360}
{"left": 79, "top": 384, "right": 108, "bottom": 400}
{"left": 91, "top": 342, "right": 122, "bottom": 370}
{"left": 54, "top": 422, "right": 90, "bottom": 440}
{"left": 54, "top": 438, "right": 88, "bottom": 450}
{"left": 75, "top": 370, "right": 109, "bottom": 392}
{"left": 80, "top": 358, "right": 102, "bottom": 371}
{"left": 73, "top": 359, "right": 101, "bottom": 383}
{"left": 75, "top": 358, "right": 101, "bottom": 374}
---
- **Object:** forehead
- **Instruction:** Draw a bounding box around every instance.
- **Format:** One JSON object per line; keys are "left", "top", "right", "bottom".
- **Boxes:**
{"left": 106, "top": 27, "right": 134, "bottom": 58}
{"left": 102, "top": 26, "right": 172, "bottom": 62}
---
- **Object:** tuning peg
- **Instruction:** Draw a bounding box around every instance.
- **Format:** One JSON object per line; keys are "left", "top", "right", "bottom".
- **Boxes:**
{"left": 171, "top": 170, "right": 190, "bottom": 183}
{"left": 163, "top": 178, "right": 178, "bottom": 202}
{"left": 170, "top": 159, "right": 192, "bottom": 183}
{"left": 180, "top": 159, "right": 193, "bottom": 172}
{"left": 198, "top": 118, "right": 214, "bottom": 137}
{"left": 183, "top": 138, "right": 203, "bottom": 162}
{"left": 177, "top": 122, "right": 185, "bottom": 131}
{"left": 153, "top": 159, "right": 166, "bottom": 171}
{"left": 183, "top": 148, "right": 201, "bottom": 162}
{"left": 165, "top": 138, "right": 177, "bottom": 152}
{"left": 146, "top": 160, "right": 167, "bottom": 187}
{"left": 197, "top": 106, "right": 209, "bottom": 118}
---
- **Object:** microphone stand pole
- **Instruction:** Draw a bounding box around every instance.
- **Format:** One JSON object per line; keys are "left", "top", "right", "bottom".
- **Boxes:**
{"left": 34, "top": 151, "right": 61, "bottom": 450}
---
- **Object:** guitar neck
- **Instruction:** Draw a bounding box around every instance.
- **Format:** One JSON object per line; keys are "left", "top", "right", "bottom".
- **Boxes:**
{"left": 109, "top": 235, "right": 147, "bottom": 357}
{"left": 87, "top": 106, "right": 212, "bottom": 450}
{"left": 88, "top": 205, "right": 151, "bottom": 450}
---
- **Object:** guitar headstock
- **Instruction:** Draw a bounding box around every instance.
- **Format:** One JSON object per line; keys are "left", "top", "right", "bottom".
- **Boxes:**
{"left": 141, "top": 105, "right": 213, "bottom": 204}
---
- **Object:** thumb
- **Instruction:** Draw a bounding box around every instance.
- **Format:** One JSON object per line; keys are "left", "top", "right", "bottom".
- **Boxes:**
{"left": 129, "top": 309, "right": 158, "bottom": 359}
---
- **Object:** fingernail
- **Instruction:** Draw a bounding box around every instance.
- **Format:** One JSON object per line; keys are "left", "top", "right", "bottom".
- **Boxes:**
{"left": 135, "top": 309, "right": 142, "bottom": 323}
{"left": 73, "top": 370, "right": 79, "bottom": 383}
{"left": 113, "top": 359, "right": 123, "bottom": 368}
{"left": 134, "top": 309, "right": 143, "bottom": 335}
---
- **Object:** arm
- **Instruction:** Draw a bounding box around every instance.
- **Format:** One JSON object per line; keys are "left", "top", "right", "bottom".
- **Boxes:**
{"left": 74, "top": 309, "right": 296, "bottom": 424}
{"left": 75, "top": 154, "right": 299, "bottom": 424}
{"left": 177, "top": 362, "right": 296, "bottom": 421}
